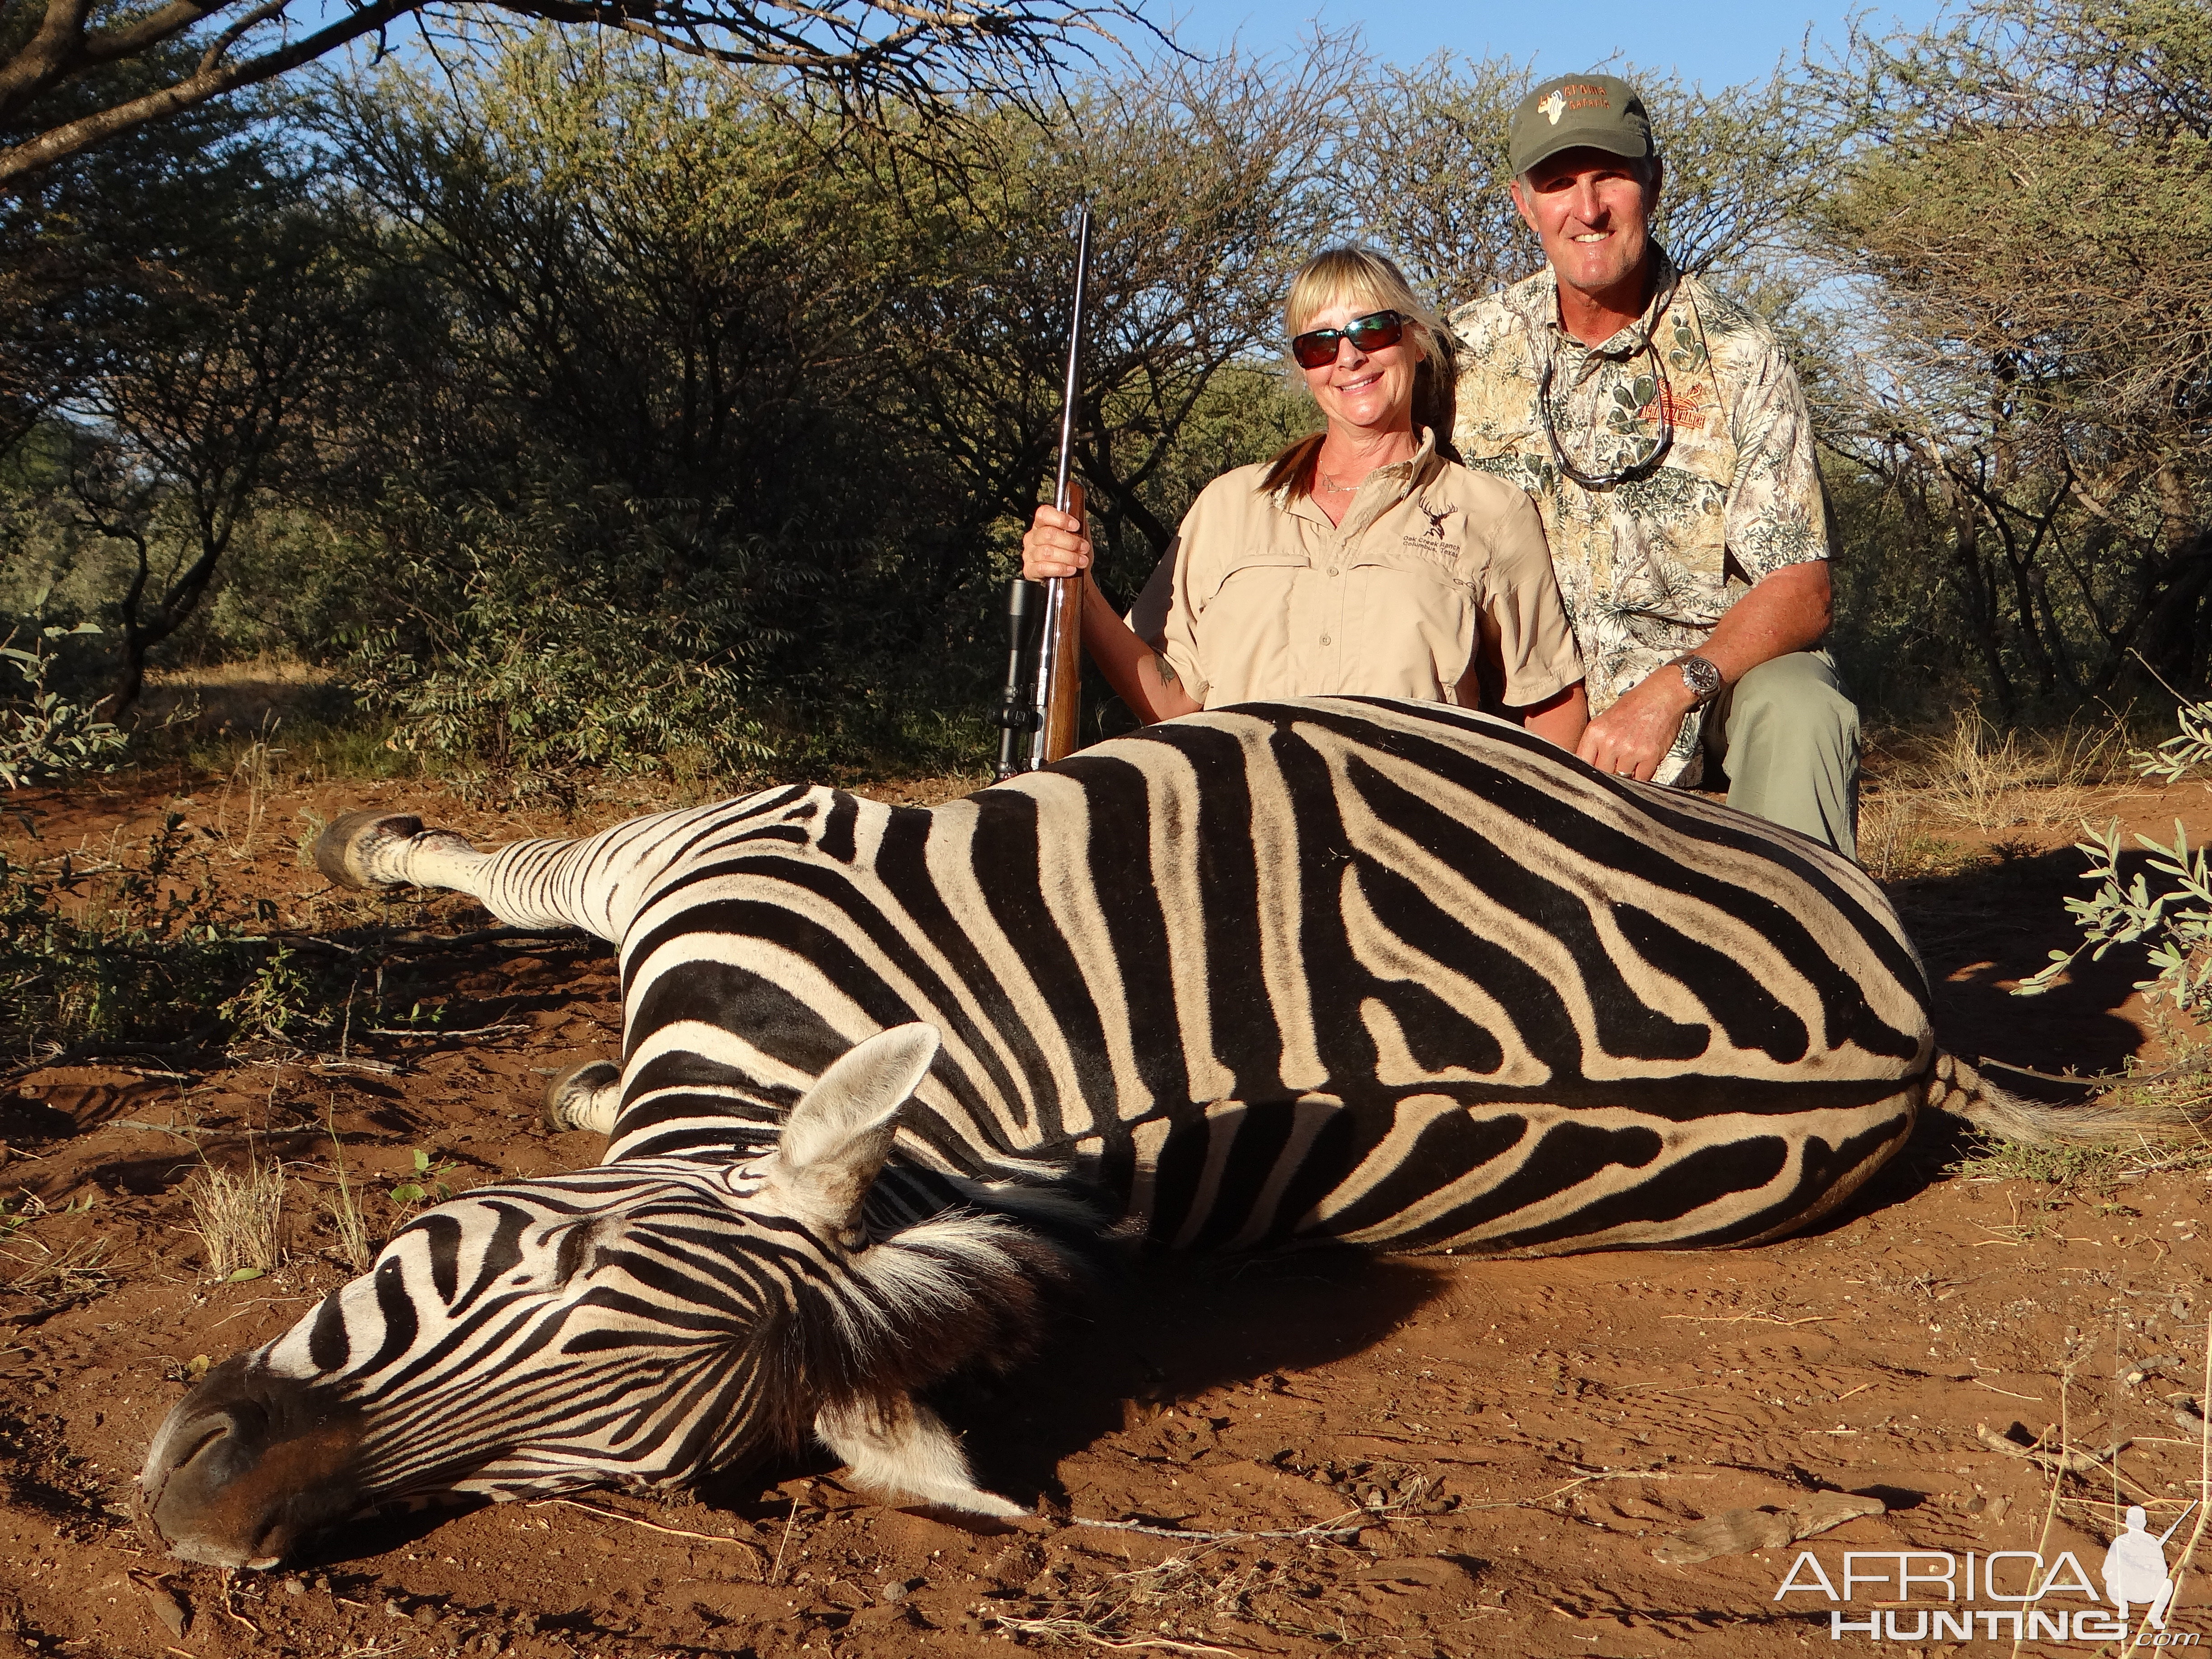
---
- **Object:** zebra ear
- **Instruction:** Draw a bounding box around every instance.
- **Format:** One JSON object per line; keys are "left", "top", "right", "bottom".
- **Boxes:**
{"left": 769, "top": 1024, "right": 942, "bottom": 1230}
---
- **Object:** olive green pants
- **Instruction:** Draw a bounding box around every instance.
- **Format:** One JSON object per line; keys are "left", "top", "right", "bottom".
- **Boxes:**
{"left": 1701, "top": 649, "right": 1860, "bottom": 859}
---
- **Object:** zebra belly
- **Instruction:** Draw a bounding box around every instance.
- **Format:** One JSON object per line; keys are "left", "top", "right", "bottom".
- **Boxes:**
{"left": 1075, "top": 1086, "right": 1917, "bottom": 1257}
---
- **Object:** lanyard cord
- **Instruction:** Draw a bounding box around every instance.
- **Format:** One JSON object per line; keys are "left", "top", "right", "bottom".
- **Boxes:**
{"left": 1536, "top": 268, "right": 1682, "bottom": 492}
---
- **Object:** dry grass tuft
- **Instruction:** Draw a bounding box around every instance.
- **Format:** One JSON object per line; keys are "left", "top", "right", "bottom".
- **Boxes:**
{"left": 1893, "top": 711, "right": 2129, "bottom": 834}
{"left": 185, "top": 1158, "right": 287, "bottom": 1280}
{"left": 1856, "top": 791, "right": 1980, "bottom": 881}
{"left": 322, "top": 1117, "right": 374, "bottom": 1273}
{"left": 0, "top": 1194, "right": 121, "bottom": 1309}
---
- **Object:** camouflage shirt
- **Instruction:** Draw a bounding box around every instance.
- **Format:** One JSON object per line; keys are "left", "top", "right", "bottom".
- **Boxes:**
{"left": 1449, "top": 247, "right": 1829, "bottom": 784}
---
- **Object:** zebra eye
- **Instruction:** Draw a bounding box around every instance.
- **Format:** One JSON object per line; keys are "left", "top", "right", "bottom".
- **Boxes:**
{"left": 720, "top": 1157, "right": 771, "bottom": 1195}
{"left": 504, "top": 1220, "right": 606, "bottom": 1292}
{"left": 553, "top": 1223, "right": 595, "bottom": 1284}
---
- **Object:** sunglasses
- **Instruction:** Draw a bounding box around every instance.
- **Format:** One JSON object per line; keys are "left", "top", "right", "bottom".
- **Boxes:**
{"left": 1290, "top": 309, "right": 1408, "bottom": 369}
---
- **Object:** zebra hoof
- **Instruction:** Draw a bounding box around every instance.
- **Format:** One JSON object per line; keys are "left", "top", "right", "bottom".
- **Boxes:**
{"left": 314, "top": 811, "right": 425, "bottom": 890}
{"left": 544, "top": 1060, "right": 622, "bottom": 1136}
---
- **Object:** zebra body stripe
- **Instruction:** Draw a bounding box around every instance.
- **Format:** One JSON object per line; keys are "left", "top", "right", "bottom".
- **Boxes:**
{"left": 447, "top": 698, "right": 1930, "bottom": 1256}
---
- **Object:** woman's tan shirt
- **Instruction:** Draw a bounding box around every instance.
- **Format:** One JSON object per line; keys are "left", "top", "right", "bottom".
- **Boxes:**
{"left": 1126, "top": 431, "right": 1584, "bottom": 712}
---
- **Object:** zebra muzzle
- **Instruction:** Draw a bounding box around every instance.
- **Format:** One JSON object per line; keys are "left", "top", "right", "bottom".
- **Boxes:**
{"left": 140, "top": 1354, "right": 367, "bottom": 1569}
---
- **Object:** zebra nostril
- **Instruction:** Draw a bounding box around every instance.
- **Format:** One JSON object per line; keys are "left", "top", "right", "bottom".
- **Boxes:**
{"left": 173, "top": 1421, "right": 230, "bottom": 1469}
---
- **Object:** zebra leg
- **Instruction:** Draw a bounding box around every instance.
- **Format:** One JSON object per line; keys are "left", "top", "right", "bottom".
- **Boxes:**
{"left": 543, "top": 1060, "right": 622, "bottom": 1136}
{"left": 312, "top": 811, "right": 626, "bottom": 938}
{"left": 315, "top": 812, "right": 489, "bottom": 895}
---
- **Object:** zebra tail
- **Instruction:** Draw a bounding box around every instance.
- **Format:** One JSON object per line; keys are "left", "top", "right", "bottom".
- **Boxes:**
{"left": 1924, "top": 1051, "right": 2212, "bottom": 1146}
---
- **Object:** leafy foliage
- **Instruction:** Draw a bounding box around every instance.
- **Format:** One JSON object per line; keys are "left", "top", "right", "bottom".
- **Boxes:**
{"left": 0, "top": 816, "right": 281, "bottom": 1051}
{"left": 345, "top": 479, "right": 788, "bottom": 776}
{"left": 1806, "top": 0, "right": 2212, "bottom": 710}
{"left": 2020, "top": 700, "right": 2212, "bottom": 1022}
{"left": 0, "top": 616, "right": 124, "bottom": 787}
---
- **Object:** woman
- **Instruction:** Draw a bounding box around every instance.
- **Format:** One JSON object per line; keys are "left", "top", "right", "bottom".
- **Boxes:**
{"left": 1022, "top": 246, "right": 1588, "bottom": 747}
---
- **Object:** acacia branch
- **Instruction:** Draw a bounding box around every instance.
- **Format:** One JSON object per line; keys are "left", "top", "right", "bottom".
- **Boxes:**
{"left": 2, "top": 0, "right": 1151, "bottom": 191}
{"left": 1, "top": 0, "right": 416, "bottom": 188}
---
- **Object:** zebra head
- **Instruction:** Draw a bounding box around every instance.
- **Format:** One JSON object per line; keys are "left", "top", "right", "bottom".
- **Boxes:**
{"left": 139, "top": 1025, "right": 1078, "bottom": 1567}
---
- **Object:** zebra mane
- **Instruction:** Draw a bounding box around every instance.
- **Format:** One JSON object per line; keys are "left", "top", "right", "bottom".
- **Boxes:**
{"left": 754, "top": 1204, "right": 1087, "bottom": 1454}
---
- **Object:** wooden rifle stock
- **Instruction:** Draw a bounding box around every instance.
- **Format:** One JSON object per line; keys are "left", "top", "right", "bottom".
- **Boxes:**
{"left": 1039, "top": 573, "right": 1083, "bottom": 764}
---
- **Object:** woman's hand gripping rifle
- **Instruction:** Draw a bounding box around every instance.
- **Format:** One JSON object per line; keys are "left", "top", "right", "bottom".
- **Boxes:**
{"left": 995, "top": 206, "right": 1091, "bottom": 781}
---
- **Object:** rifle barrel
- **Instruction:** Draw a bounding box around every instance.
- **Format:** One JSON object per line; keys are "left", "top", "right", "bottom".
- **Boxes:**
{"left": 1053, "top": 208, "right": 1092, "bottom": 516}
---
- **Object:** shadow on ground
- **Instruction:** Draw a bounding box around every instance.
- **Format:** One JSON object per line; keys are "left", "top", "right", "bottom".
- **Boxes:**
{"left": 937, "top": 1248, "right": 1445, "bottom": 1510}
{"left": 1886, "top": 843, "right": 2151, "bottom": 1092}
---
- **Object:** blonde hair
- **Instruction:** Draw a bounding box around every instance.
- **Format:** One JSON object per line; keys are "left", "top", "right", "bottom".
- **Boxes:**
{"left": 1264, "top": 247, "right": 1458, "bottom": 498}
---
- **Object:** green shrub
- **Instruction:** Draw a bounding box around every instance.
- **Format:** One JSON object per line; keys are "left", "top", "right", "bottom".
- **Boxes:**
{"left": 1, "top": 619, "right": 127, "bottom": 788}
{"left": 2019, "top": 701, "right": 2212, "bottom": 1031}
{"left": 0, "top": 816, "right": 327, "bottom": 1053}
{"left": 345, "top": 479, "right": 793, "bottom": 780}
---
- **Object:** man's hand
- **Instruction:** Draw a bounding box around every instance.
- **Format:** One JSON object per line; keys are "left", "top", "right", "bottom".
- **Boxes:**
{"left": 1579, "top": 561, "right": 1835, "bottom": 781}
{"left": 1576, "top": 669, "right": 1694, "bottom": 780}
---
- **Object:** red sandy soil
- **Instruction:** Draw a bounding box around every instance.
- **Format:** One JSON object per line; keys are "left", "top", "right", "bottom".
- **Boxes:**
{"left": 5, "top": 751, "right": 2212, "bottom": 1659}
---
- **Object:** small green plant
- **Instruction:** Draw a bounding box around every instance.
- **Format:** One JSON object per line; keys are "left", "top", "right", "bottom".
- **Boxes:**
{"left": 2019, "top": 698, "right": 2212, "bottom": 1075}
{"left": 391, "top": 1148, "right": 458, "bottom": 1207}
{"left": 2017, "top": 816, "right": 2212, "bottom": 1015}
{"left": 0, "top": 815, "right": 351, "bottom": 1059}
{"left": 217, "top": 943, "right": 325, "bottom": 1041}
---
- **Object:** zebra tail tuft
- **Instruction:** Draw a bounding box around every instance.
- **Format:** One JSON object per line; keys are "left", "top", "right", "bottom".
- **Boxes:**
{"left": 1924, "top": 1051, "right": 2212, "bottom": 1146}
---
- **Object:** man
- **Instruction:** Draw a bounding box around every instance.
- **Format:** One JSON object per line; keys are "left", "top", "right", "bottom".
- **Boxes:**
{"left": 1452, "top": 73, "right": 1860, "bottom": 856}
{"left": 2101, "top": 1505, "right": 2175, "bottom": 1629}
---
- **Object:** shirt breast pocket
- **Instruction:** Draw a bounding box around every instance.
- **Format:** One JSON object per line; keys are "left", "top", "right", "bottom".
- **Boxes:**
{"left": 1343, "top": 547, "right": 1479, "bottom": 689}
{"left": 1346, "top": 544, "right": 1474, "bottom": 594}
{"left": 1196, "top": 549, "right": 1308, "bottom": 611}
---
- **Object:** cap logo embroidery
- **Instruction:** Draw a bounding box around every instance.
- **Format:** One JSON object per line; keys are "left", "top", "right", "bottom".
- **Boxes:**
{"left": 1538, "top": 90, "right": 1567, "bottom": 125}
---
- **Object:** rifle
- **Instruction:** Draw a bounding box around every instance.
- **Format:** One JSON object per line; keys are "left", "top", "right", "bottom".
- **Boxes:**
{"left": 994, "top": 205, "right": 1091, "bottom": 781}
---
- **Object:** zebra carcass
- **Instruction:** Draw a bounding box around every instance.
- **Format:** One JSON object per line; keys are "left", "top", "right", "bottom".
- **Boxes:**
{"left": 137, "top": 697, "right": 2131, "bottom": 1567}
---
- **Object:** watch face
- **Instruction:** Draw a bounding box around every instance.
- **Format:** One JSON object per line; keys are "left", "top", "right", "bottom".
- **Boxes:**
{"left": 1681, "top": 656, "right": 1721, "bottom": 700}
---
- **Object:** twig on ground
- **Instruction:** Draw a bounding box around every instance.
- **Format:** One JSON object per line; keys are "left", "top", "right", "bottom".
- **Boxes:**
{"left": 1976, "top": 1058, "right": 2116, "bottom": 1088}
{"left": 1061, "top": 1504, "right": 1389, "bottom": 1543}
{"left": 2129, "top": 1317, "right": 2212, "bottom": 1659}
{"left": 284, "top": 928, "right": 581, "bottom": 958}
{"left": 983, "top": 1622, "right": 1243, "bottom": 1658}
{"left": 105, "top": 1120, "right": 203, "bottom": 1140}
{"left": 1660, "top": 1312, "right": 1834, "bottom": 1326}
{"left": 1, "top": 1037, "right": 215, "bottom": 1087}
{"left": 364, "top": 1022, "right": 528, "bottom": 1041}
{"left": 1975, "top": 1419, "right": 2129, "bottom": 1475}
{"left": 2012, "top": 1373, "right": 2077, "bottom": 1659}
{"left": 532, "top": 1497, "right": 767, "bottom": 1562}
{"left": 770, "top": 1494, "right": 800, "bottom": 1584}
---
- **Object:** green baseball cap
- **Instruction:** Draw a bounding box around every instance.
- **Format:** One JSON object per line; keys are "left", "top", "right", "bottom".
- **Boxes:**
{"left": 1508, "top": 74, "right": 1654, "bottom": 176}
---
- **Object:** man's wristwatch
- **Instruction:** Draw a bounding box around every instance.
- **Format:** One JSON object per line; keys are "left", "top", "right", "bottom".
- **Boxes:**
{"left": 1675, "top": 654, "right": 1723, "bottom": 706}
